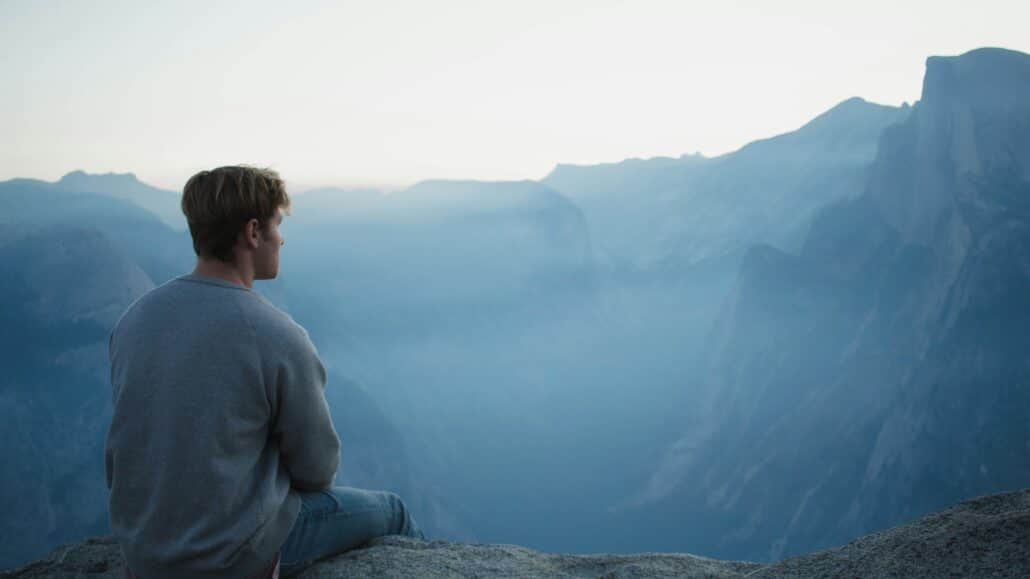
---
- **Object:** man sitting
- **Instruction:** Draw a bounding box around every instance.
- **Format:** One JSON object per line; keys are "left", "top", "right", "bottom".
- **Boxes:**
{"left": 106, "top": 165, "right": 425, "bottom": 578}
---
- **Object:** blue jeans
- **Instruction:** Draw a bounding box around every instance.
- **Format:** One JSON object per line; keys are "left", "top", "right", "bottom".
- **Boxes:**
{"left": 278, "top": 486, "right": 425, "bottom": 577}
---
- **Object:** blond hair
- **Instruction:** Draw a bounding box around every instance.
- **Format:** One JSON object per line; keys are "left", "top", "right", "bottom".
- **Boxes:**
{"left": 181, "top": 166, "right": 292, "bottom": 262}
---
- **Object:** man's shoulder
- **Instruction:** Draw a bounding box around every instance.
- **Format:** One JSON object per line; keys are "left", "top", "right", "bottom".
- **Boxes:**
{"left": 237, "top": 289, "right": 294, "bottom": 326}
{"left": 110, "top": 274, "right": 314, "bottom": 348}
{"left": 236, "top": 290, "right": 313, "bottom": 347}
{"left": 114, "top": 276, "right": 299, "bottom": 333}
{"left": 110, "top": 276, "right": 183, "bottom": 332}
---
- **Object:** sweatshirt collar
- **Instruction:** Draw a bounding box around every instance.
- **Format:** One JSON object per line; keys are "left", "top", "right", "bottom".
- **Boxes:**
{"left": 177, "top": 273, "right": 252, "bottom": 291}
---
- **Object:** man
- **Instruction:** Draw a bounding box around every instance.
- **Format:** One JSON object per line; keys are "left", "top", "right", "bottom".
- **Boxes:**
{"left": 105, "top": 165, "right": 424, "bottom": 579}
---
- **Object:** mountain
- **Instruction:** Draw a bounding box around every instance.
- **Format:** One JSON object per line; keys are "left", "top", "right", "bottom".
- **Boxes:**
{"left": 542, "top": 97, "right": 910, "bottom": 271}
{"left": 0, "top": 225, "right": 155, "bottom": 568}
{"left": 0, "top": 179, "right": 192, "bottom": 284}
{"left": 0, "top": 182, "right": 193, "bottom": 568}
{"left": 844, "top": 44, "right": 1030, "bottom": 544}
{"left": 54, "top": 171, "right": 185, "bottom": 231}
{"left": 283, "top": 179, "right": 596, "bottom": 340}
{"left": 623, "top": 47, "right": 1030, "bottom": 562}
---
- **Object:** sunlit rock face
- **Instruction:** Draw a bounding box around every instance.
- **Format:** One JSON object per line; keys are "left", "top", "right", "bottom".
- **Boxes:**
{"left": 626, "top": 47, "right": 1030, "bottom": 562}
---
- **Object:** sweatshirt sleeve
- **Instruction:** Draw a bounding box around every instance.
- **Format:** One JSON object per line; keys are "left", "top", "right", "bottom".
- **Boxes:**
{"left": 271, "top": 325, "right": 341, "bottom": 491}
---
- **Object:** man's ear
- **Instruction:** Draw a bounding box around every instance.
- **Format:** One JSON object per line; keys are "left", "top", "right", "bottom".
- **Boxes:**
{"left": 244, "top": 218, "right": 261, "bottom": 249}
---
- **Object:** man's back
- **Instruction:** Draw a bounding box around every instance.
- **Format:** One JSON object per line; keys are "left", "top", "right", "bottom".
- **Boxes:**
{"left": 106, "top": 273, "right": 340, "bottom": 579}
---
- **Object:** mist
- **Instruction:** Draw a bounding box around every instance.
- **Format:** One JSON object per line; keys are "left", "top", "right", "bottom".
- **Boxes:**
{"left": 2, "top": 45, "right": 1030, "bottom": 572}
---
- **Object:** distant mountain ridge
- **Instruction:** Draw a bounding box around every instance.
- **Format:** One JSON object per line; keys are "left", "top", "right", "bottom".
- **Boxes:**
{"left": 622, "top": 46, "right": 1030, "bottom": 561}
{"left": 542, "top": 96, "right": 909, "bottom": 269}
{"left": 51, "top": 171, "right": 185, "bottom": 231}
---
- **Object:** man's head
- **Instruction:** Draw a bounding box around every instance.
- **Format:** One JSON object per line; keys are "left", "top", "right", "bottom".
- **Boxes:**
{"left": 181, "top": 165, "right": 291, "bottom": 280}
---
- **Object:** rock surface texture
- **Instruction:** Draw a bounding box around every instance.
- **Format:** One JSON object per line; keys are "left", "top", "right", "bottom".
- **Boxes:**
{"left": 758, "top": 488, "right": 1030, "bottom": 578}
{"left": 3, "top": 489, "right": 1027, "bottom": 578}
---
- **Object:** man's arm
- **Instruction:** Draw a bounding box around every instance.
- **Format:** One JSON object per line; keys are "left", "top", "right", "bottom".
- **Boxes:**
{"left": 272, "top": 327, "right": 341, "bottom": 491}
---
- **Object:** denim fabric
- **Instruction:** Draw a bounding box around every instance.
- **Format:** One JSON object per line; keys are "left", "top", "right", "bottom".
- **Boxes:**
{"left": 278, "top": 486, "right": 425, "bottom": 577}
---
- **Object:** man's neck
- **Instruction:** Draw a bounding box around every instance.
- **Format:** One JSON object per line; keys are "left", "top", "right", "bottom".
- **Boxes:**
{"left": 192, "top": 258, "right": 254, "bottom": 289}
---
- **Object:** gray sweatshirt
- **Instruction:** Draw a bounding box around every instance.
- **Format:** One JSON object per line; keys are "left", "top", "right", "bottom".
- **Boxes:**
{"left": 105, "top": 273, "right": 341, "bottom": 578}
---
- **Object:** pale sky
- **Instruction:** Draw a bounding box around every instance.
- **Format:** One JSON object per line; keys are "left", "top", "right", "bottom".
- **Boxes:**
{"left": 2, "top": 0, "right": 1029, "bottom": 191}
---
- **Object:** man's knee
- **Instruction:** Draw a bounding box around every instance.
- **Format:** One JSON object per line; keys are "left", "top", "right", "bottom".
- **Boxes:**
{"left": 381, "top": 491, "right": 406, "bottom": 515}
{"left": 378, "top": 490, "right": 422, "bottom": 537}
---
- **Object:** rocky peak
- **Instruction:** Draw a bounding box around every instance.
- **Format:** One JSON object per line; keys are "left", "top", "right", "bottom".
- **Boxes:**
{"left": 56, "top": 171, "right": 147, "bottom": 194}
{"left": 786, "top": 96, "right": 905, "bottom": 145}
{"left": 53, "top": 170, "right": 185, "bottom": 231}
{"left": 921, "top": 47, "right": 1030, "bottom": 112}
{"left": 864, "top": 47, "right": 1030, "bottom": 250}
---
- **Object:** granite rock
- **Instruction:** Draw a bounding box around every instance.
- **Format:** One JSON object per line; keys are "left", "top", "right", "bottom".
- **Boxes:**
{"left": 4, "top": 489, "right": 1027, "bottom": 578}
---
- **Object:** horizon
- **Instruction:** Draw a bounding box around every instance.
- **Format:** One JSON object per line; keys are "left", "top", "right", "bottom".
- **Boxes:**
{"left": 0, "top": 91, "right": 955, "bottom": 196}
{"left": 3, "top": 0, "right": 1030, "bottom": 191}
{"left": 5, "top": 93, "right": 891, "bottom": 195}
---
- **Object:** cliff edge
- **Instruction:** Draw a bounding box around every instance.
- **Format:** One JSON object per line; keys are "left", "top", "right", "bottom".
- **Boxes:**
{"left": 3, "top": 488, "right": 1028, "bottom": 578}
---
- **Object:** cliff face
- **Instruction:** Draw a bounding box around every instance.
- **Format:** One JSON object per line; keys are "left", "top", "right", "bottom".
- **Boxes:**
{"left": 4, "top": 488, "right": 1028, "bottom": 578}
{"left": 623, "top": 47, "right": 1030, "bottom": 561}
{"left": 851, "top": 48, "right": 1030, "bottom": 540}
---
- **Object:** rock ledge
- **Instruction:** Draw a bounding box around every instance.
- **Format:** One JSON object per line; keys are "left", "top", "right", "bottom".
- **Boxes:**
{"left": 3, "top": 489, "right": 1028, "bottom": 578}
